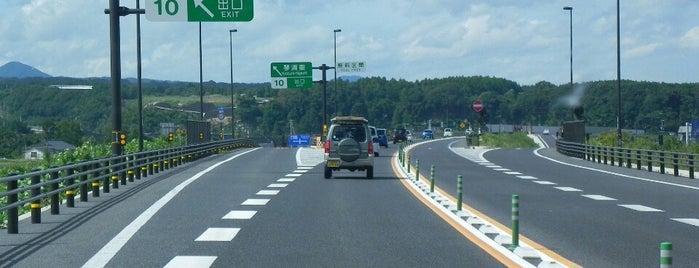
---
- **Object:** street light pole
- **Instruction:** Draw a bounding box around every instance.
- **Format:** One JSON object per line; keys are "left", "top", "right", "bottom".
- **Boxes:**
{"left": 563, "top": 7, "right": 573, "bottom": 89}
{"left": 333, "top": 29, "right": 341, "bottom": 116}
{"left": 229, "top": 29, "right": 237, "bottom": 139}
{"left": 563, "top": 6, "right": 574, "bottom": 121}
{"left": 616, "top": 0, "right": 622, "bottom": 146}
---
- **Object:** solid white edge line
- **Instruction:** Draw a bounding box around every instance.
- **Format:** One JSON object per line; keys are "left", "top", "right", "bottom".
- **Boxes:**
{"left": 533, "top": 148, "right": 699, "bottom": 191}
{"left": 81, "top": 148, "right": 260, "bottom": 268}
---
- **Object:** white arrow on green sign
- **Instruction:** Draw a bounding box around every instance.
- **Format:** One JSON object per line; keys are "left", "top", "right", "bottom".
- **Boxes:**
{"left": 270, "top": 62, "right": 313, "bottom": 89}
{"left": 146, "top": 0, "right": 253, "bottom": 22}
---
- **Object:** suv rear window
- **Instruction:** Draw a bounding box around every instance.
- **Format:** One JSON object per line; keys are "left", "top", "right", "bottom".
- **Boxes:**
{"left": 331, "top": 125, "right": 367, "bottom": 142}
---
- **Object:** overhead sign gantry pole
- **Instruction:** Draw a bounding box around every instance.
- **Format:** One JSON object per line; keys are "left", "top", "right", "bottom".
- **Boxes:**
{"left": 106, "top": 1, "right": 144, "bottom": 156}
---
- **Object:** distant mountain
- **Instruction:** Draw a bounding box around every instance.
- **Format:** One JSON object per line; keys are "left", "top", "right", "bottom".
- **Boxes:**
{"left": 339, "top": 75, "right": 361, "bottom": 82}
{"left": 0, "top": 61, "right": 51, "bottom": 78}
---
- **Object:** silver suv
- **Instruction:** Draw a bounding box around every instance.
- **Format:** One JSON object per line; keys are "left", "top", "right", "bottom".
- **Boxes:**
{"left": 324, "top": 116, "right": 375, "bottom": 179}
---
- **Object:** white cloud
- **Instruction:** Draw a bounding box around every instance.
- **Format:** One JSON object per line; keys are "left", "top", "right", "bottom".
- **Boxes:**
{"left": 680, "top": 27, "right": 699, "bottom": 48}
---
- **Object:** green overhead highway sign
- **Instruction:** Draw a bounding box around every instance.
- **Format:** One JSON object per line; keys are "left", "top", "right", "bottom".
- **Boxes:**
{"left": 146, "top": 0, "right": 254, "bottom": 22}
{"left": 270, "top": 62, "right": 313, "bottom": 89}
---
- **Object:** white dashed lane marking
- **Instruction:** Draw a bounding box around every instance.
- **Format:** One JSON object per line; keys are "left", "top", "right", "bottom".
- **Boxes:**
{"left": 167, "top": 160, "right": 311, "bottom": 267}
{"left": 242, "top": 199, "right": 270, "bottom": 206}
{"left": 222, "top": 210, "right": 257, "bottom": 220}
{"left": 517, "top": 175, "right": 537, "bottom": 180}
{"left": 532, "top": 181, "right": 557, "bottom": 185}
{"left": 504, "top": 171, "right": 522, "bottom": 175}
{"left": 672, "top": 218, "right": 699, "bottom": 227}
{"left": 618, "top": 204, "right": 664, "bottom": 212}
{"left": 195, "top": 228, "right": 241, "bottom": 241}
{"left": 554, "top": 187, "right": 582, "bottom": 192}
{"left": 582, "top": 195, "right": 617, "bottom": 201}
{"left": 164, "top": 256, "right": 217, "bottom": 268}
{"left": 256, "top": 190, "right": 280, "bottom": 195}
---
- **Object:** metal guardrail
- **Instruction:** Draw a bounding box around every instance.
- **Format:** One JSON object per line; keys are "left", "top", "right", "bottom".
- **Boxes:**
{"left": 556, "top": 139, "right": 697, "bottom": 179}
{"left": 0, "top": 139, "right": 257, "bottom": 234}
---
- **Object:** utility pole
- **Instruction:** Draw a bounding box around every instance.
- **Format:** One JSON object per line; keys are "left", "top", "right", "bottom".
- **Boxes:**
{"left": 313, "top": 64, "right": 334, "bottom": 138}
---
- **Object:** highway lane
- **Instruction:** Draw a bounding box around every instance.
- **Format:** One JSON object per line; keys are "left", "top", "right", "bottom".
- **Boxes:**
{"left": 489, "top": 147, "right": 699, "bottom": 267}
{"left": 407, "top": 137, "right": 699, "bottom": 267}
{"left": 1, "top": 146, "right": 509, "bottom": 267}
{"left": 102, "top": 146, "right": 505, "bottom": 267}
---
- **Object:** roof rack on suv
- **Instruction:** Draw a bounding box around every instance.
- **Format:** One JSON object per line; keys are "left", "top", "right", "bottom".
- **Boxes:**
{"left": 331, "top": 116, "right": 368, "bottom": 124}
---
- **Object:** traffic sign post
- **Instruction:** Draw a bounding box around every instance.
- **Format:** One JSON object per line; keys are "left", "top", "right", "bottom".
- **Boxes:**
{"left": 472, "top": 100, "right": 484, "bottom": 113}
{"left": 217, "top": 106, "right": 225, "bottom": 121}
{"left": 270, "top": 62, "right": 313, "bottom": 89}
{"left": 146, "top": 0, "right": 254, "bottom": 22}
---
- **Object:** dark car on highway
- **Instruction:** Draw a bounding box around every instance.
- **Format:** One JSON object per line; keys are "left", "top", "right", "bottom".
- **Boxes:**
{"left": 422, "top": 129, "right": 434, "bottom": 139}
{"left": 393, "top": 128, "right": 408, "bottom": 144}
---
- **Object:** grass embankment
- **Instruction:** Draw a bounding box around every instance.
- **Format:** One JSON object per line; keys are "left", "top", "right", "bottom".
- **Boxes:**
{"left": 589, "top": 131, "right": 699, "bottom": 154}
{"left": 479, "top": 132, "right": 538, "bottom": 148}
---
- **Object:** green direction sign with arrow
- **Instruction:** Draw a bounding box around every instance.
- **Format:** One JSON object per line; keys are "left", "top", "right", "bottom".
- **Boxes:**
{"left": 270, "top": 62, "right": 313, "bottom": 89}
{"left": 146, "top": 0, "right": 253, "bottom": 22}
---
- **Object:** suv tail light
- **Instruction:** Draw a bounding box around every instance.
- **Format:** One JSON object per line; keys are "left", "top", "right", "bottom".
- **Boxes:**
{"left": 368, "top": 141, "right": 374, "bottom": 155}
{"left": 325, "top": 140, "right": 331, "bottom": 154}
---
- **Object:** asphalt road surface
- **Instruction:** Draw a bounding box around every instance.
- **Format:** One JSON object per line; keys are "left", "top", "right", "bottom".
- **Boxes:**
{"left": 5, "top": 136, "right": 697, "bottom": 267}
{"left": 408, "top": 137, "right": 699, "bottom": 267}
{"left": 1, "top": 146, "right": 506, "bottom": 267}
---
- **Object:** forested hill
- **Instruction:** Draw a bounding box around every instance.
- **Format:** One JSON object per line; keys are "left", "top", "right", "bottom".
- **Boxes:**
{"left": 0, "top": 76, "right": 697, "bottom": 157}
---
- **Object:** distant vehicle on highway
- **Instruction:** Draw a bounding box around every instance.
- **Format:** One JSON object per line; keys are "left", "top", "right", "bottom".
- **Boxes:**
{"left": 369, "top": 126, "right": 380, "bottom": 157}
{"left": 422, "top": 129, "right": 434, "bottom": 139}
{"left": 465, "top": 128, "right": 474, "bottom": 136}
{"left": 443, "top": 128, "right": 453, "bottom": 137}
{"left": 376, "top": 128, "right": 388, "bottom": 148}
{"left": 543, "top": 129, "right": 550, "bottom": 135}
{"left": 393, "top": 128, "right": 408, "bottom": 144}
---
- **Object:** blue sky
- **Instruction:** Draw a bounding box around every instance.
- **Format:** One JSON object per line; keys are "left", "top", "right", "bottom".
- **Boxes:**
{"left": 1, "top": 0, "right": 698, "bottom": 86}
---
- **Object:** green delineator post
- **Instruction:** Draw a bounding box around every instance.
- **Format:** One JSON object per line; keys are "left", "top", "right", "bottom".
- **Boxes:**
{"left": 430, "top": 165, "right": 435, "bottom": 193}
{"left": 415, "top": 160, "right": 420, "bottom": 181}
{"left": 660, "top": 242, "right": 672, "bottom": 268}
{"left": 509, "top": 194, "right": 520, "bottom": 251}
{"left": 457, "top": 175, "right": 463, "bottom": 211}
